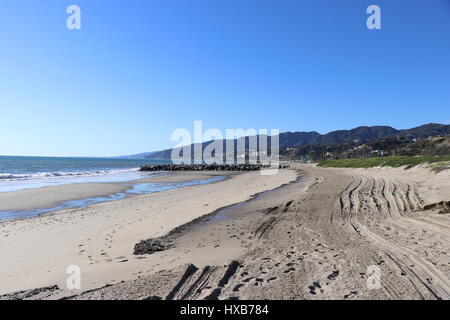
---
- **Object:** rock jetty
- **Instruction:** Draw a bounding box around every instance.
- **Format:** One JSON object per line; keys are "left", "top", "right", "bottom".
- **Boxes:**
{"left": 139, "top": 163, "right": 279, "bottom": 172}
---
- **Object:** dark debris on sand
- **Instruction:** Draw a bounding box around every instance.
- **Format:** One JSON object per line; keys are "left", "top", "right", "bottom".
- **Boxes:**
{"left": 133, "top": 238, "right": 172, "bottom": 255}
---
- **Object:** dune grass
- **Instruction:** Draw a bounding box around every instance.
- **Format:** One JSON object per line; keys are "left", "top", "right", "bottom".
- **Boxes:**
{"left": 317, "top": 156, "right": 450, "bottom": 169}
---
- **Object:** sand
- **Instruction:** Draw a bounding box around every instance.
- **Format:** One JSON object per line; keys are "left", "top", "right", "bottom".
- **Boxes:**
{"left": 1, "top": 164, "right": 449, "bottom": 300}
{"left": 0, "top": 169, "right": 298, "bottom": 297}
{"left": 0, "top": 172, "right": 220, "bottom": 212}
{"left": 130, "top": 171, "right": 217, "bottom": 183}
{"left": 332, "top": 164, "right": 450, "bottom": 206}
{"left": 0, "top": 183, "right": 130, "bottom": 212}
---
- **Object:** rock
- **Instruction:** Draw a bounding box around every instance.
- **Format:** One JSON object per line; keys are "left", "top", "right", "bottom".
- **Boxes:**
{"left": 423, "top": 201, "right": 450, "bottom": 214}
{"left": 139, "top": 163, "right": 287, "bottom": 172}
{"left": 133, "top": 238, "right": 171, "bottom": 255}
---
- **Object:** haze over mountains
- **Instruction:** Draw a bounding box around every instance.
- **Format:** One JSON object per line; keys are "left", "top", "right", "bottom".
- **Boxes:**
{"left": 123, "top": 123, "right": 450, "bottom": 160}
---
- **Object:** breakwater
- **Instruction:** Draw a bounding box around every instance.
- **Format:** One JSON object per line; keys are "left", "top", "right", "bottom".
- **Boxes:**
{"left": 139, "top": 164, "right": 280, "bottom": 172}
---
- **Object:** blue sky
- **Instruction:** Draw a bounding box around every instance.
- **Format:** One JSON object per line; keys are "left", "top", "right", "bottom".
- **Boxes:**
{"left": 1, "top": 0, "right": 449, "bottom": 157}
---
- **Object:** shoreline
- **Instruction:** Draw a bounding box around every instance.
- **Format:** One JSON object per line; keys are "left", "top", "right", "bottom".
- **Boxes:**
{"left": 2, "top": 164, "right": 448, "bottom": 300}
{"left": 58, "top": 164, "right": 450, "bottom": 300}
{"left": 0, "top": 168, "right": 298, "bottom": 296}
{"left": 0, "top": 171, "right": 229, "bottom": 221}
{"left": 0, "top": 183, "right": 132, "bottom": 213}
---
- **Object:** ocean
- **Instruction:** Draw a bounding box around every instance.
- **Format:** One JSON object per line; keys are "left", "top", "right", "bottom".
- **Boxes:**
{"left": 0, "top": 156, "right": 169, "bottom": 192}
{"left": 0, "top": 156, "right": 226, "bottom": 220}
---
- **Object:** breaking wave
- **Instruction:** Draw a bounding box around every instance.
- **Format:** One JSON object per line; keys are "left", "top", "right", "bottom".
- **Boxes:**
{"left": 0, "top": 168, "right": 140, "bottom": 182}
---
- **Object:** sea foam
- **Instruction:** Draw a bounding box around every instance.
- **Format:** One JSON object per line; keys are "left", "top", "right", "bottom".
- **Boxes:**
{"left": 0, "top": 168, "right": 140, "bottom": 181}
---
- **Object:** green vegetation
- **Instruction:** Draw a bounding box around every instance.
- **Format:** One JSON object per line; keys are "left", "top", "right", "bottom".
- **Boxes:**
{"left": 283, "top": 136, "right": 450, "bottom": 162}
{"left": 317, "top": 156, "right": 450, "bottom": 169}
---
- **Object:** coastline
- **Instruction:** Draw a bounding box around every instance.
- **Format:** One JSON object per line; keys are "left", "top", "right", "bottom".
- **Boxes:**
{"left": 0, "top": 183, "right": 132, "bottom": 213}
{"left": 2, "top": 165, "right": 449, "bottom": 300}
{"left": 0, "top": 169, "right": 299, "bottom": 296}
{"left": 0, "top": 171, "right": 227, "bottom": 221}
{"left": 58, "top": 164, "right": 450, "bottom": 300}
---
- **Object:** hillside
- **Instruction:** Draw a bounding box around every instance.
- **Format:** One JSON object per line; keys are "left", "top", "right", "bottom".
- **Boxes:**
{"left": 140, "top": 123, "right": 450, "bottom": 161}
{"left": 284, "top": 135, "right": 450, "bottom": 162}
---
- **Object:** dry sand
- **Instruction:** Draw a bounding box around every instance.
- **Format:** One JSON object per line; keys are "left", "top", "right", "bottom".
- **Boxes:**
{"left": 1, "top": 165, "right": 449, "bottom": 300}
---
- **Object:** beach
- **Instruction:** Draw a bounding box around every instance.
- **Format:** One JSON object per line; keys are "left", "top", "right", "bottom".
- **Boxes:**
{"left": 0, "top": 169, "right": 298, "bottom": 297}
{"left": 1, "top": 164, "right": 450, "bottom": 300}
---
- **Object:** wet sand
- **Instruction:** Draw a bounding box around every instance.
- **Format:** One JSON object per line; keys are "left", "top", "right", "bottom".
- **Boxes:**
{"left": 0, "top": 172, "right": 222, "bottom": 213}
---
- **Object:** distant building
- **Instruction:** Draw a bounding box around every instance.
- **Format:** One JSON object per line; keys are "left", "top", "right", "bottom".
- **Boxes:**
{"left": 371, "top": 150, "right": 384, "bottom": 156}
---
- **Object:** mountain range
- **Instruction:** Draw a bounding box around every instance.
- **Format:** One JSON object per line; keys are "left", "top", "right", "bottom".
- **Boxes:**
{"left": 122, "top": 123, "right": 450, "bottom": 160}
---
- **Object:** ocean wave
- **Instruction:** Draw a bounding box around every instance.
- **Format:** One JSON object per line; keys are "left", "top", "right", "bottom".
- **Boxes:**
{"left": 0, "top": 168, "right": 140, "bottom": 182}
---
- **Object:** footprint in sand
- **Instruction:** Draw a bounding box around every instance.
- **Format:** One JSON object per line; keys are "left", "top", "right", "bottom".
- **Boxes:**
{"left": 327, "top": 270, "right": 340, "bottom": 281}
{"left": 308, "top": 281, "right": 323, "bottom": 295}
{"left": 283, "top": 267, "right": 296, "bottom": 274}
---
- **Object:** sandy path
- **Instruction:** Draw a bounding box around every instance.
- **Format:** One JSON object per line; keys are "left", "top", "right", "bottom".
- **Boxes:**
{"left": 336, "top": 174, "right": 450, "bottom": 299}
{"left": 0, "top": 169, "right": 297, "bottom": 296}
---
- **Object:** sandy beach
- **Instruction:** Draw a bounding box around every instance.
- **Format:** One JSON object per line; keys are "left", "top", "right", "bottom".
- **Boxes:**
{"left": 1, "top": 164, "right": 449, "bottom": 300}
{"left": 3, "top": 0, "right": 450, "bottom": 308}
{"left": 0, "top": 169, "right": 298, "bottom": 297}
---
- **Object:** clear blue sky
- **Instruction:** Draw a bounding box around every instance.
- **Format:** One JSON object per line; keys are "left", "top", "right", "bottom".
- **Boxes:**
{"left": 1, "top": 0, "right": 449, "bottom": 157}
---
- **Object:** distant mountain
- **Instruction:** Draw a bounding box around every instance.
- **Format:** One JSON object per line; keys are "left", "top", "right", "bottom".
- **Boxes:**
{"left": 116, "top": 151, "right": 158, "bottom": 159}
{"left": 278, "top": 126, "right": 400, "bottom": 148}
{"left": 136, "top": 123, "right": 450, "bottom": 160}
